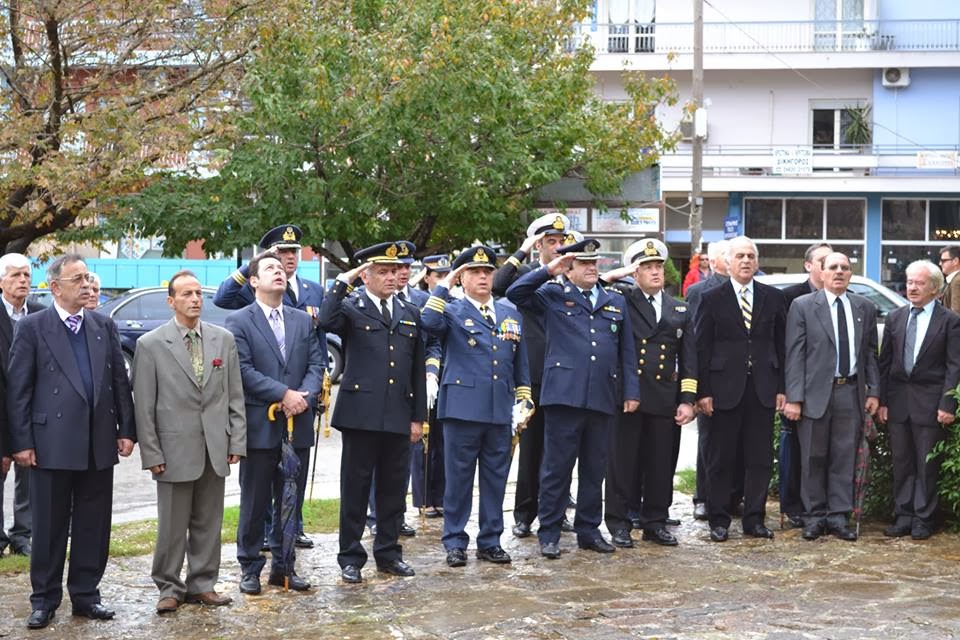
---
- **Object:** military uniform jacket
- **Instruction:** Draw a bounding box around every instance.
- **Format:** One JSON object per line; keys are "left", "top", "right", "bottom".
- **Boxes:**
{"left": 613, "top": 284, "right": 697, "bottom": 417}
{"left": 421, "top": 286, "right": 531, "bottom": 425}
{"left": 493, "top": 253, "right": 547, "bottom": 387}
{"left": 319, "top": 280, "right": 427, "bottom": 434}
{"left": 506, "top": 267, "right": 640, "bottom": 416}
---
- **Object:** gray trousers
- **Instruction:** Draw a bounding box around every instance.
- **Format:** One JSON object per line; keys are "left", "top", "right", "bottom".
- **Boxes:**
{"left": 798, "top": 383, "right": 860, "bottom": 529}
{"left": 152, "top": 454, "right": 226, "bottom": 600}
{"left": 0, "top": 463, "right": 31, "bottom": 549}
{"left": 889, "top": 420, "right": 946, "bottom": 527}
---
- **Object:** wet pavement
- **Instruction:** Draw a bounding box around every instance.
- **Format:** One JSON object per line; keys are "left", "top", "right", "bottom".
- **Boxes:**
{"left": 2, "top": 416, "right": 959, "bottom": 638}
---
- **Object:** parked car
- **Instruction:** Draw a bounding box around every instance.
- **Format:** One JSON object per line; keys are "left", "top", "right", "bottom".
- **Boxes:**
{"left": 756, "top": 273, "right": 906, "bottom": 339}
{"left": 96, "top": 287, "right": 343, "bottom": 382}
{"left": 27, "top": 288, "right": 54, "bottom": 308}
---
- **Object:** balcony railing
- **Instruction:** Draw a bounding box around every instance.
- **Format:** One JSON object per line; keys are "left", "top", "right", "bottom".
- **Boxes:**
{"left": 570, "top": 19, "right": 960, "bottom": 55}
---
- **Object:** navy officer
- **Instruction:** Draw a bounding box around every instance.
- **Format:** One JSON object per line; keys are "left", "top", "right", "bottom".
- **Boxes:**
{"left": 421, "top": 246, "right": 531, "bottom": 567}
{"left": 506, "top": 238, "right": 640, "bottom": 559}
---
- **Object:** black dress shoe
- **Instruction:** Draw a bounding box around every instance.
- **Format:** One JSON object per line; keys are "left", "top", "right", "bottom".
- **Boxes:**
{"left": 665, "top": 517, "right": 681, "bottom": 527}
{"left": 693, "top": 503, "right": 708, "bottom": 521}
{"left": 512, "top": 522, "right": 532, "bottom": 538}
{"left": 294, "top": 534, "right": 314, "bottom": 549}
{"left": 744, "top": 524, "right": 775, "bottom": 539}
{"left": 784, "top": 514, "right": 803, "bottom": 529}
{"left": 611, "top": 529, "right": 634, "bottom": 548}
{"left": 27, "top": 609, "right": 55, "bottom": 629}
{"left": 477, "top": 546, "right": 512, "bottom": 564}
{"left": 341, "top": 565, "right": 362, "bottom": 584}
{"left": 268, "top": 571, "right": 311, "bottom": 591}
{"left": 239, "top": 574, "right": 262, "bottom": 595}
{"left": 578, "top": 537, "right": 616, "bottom": 553}
{"left": 802, "top": 523, "right": 824, "bottom": 540}
{"left": 560, "top": 517, "right": 574, "bottom": 533}
{"left": 377, "top": 559, "right": 415, "bottom": 577}
{"left": 540, "top": 542, "right": 561, "bottom": 559}
{"left": 71, "top": 603, "right": 115, "bottom": 620}
{"left": 630, "top": 517, "right": 643, "bottom": 530}
{"left": 425, "top": 507, "right": 443, "bottom": 518}
{"left": 399, "top": 523, "right": 416, "bottom": 537}
{"left": 446, "top": 548, "right": 467, "bottom": 567}
{"left": 12, "top": 542, "right": 31, "bottom": 557}
{"left": 884, "top": 523, "right": 912, "bottom": 537}
{"left": 643, "top": 527, "right": 679, "bottom": 546}
{"left": 709, "top": 526, "right": 728, "bottom": 542}
{"left": 912, "top": 524, "right": 933, "bottom": 540}
{"left": 828, "top": 525, "right": 857, "bottom": 541}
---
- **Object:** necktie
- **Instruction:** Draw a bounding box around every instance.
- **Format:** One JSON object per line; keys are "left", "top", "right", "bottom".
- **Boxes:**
{"left": 480, "top": 304, "right": 494, "bottom": 325}
{"left": 380, "top": 298, "right": 392, "bottom": 325}
{"left": 398, "top": 290, "right": 406, "bottom": 302}
{"left": 185, "top": 330, "right": 203, "bottom": 382}
{"left": 647, "top": 294, "right": 659, "bottom": 323}
{"left": 65, "top": 314, "right": 82, "bottom": 334}
{"left": 270, "top": 308, "right": 286, "bottom": 361}
{"left": 836, "top": 298, "right": 850, "bottom": 377}
{"left": 581, "top": 289, "right": 592, "bottom": 308}
{"left": 739, "top": 286, "right": 752, "bottom": 331}
{"left": 903, "top": 307, "right": 922, "bottom": 376}
{"left": 285, "top": 281, "right": 296, "bottom": 304}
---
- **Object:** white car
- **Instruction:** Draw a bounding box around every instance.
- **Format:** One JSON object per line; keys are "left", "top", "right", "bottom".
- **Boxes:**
{"left": 756, "top": 273, "right": 906, "bottom": 340}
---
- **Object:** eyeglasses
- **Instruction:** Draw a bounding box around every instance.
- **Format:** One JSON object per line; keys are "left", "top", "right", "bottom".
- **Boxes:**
{"left": 940, "top": 257, "right": 957, "bottom": 264}
{"left": 56, "top": 273, "right": 95, "bottom": 284}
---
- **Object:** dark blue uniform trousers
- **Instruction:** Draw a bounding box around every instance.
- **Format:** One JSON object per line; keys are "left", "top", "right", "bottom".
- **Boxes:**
{"left": 442, "top": 418, "right": 511, "bottom": 551}
{"left": 537, "top": 406, "right": 614, "bottom": 546}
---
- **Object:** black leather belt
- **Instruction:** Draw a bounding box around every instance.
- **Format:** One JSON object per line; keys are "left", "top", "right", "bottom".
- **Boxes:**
{"left": 834, "top": 375, "right": 857, "bottom": 385}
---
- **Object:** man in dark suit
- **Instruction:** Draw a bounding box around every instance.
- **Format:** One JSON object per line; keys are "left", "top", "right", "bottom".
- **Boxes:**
{"left": 215, "top": 224, "right": 326, "bottom": 550}
{"left": 696, "top": 236, "right": 786, "bottom": 542}
{"left": 492, "top": 212, "right": 573, "bottom": 538}
{"left": 8, "top": 254, "right": 136, "bottom": 629}
{"left": 784, "top": 252, "right": 879, "bottom": 541}
{"left": 225, "top": 253, "right": 325, "bottom": 595}
{"left": 778, "top": 242, "right": 833, "bottom": 527}
{"left": 507, "top": 238, "right": 640, "bottom": 559}
{"left": 879, "top": 260, "right": 960, "bottom": 540}
{"left": 603, "top": 239, "right": 697, "bottom": 549}
{"left": 683, "top": 240, "right": 728, "bottom": 521}
{"left": 0, "top": 252, "right": 45, "bottom": 558}
{"left": 422, "top": 246, "right": 531, "bottom": 567}
{"left": 938, "top": 245, "right": 960, "bottom": 313}
{"left": 319, "top": 242, "right": 427, "bottom": 584}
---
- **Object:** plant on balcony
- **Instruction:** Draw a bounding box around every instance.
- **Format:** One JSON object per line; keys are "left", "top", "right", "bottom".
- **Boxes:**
{"left": 844, "top": 105, "right": 873, "bottom": 152}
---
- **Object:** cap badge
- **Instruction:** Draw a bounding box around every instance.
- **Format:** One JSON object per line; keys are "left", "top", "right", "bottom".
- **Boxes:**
{"left": 397, "top": 243, "right": 410, "bottom": 257}
{"left": 282, "top": 226, "right": 297, "bottom": 242}
{"left": 643, "top": 241, "right": 658, "bottom": 257}
{"left": 473, "top": 248, "right": 489, "bottom": 263}
{"left": 385, "top": 244, "right": 398, "bottom": 258}
{"left": 552, "top": 216, "right": 565, "bottom": 230}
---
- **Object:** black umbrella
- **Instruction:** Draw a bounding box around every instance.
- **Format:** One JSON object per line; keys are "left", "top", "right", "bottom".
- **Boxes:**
{"left": 268, "top": 402, "right": 301, "bottom": 591}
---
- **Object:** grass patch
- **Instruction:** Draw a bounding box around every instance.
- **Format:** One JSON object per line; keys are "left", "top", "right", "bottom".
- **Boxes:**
{"left": 0, "top": 498, "right": 340, "bottom": 575}
{"left": 674, "top": 467, "right": 697, "bottom": 494}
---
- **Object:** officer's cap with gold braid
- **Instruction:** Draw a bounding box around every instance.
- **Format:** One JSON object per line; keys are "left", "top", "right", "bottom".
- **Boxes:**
{"left": 452, "top": 245, "right": 498, "bottom": 270}
{"left": 355, "top": 241, "right": 416, "bottom": 265}
{"left": 526, "top": 213, "right": 570, "bottom": 238}
{"left": 557, "top": 237, "right": 602, "bottom": 261}
{"left": 422, "top": 254, "right": 452, "bottom": 274}
{"left": 259, "top": 224, "right": 303, "bottom": 250}
{"left": 624, "top": 238, "right": 668, "bottom": 265}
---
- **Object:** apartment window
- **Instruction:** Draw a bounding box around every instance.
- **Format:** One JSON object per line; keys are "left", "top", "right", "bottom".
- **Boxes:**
{"left": 881, "top": 200, "right": 925, "bottom": 240}
{"left": 810, "top": 100, "right": 867, "bottom": 150}
{"left": 814, "top": 0, "right": 865, "bottom": 51}
{"left": 881, "top": 198, "right": 960, "bottom": 291}
{"left": 607, "top": 0, "right": 655, "bottom": 54}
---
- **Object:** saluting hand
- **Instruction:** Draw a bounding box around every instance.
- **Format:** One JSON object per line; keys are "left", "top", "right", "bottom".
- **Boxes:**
{"left": 601, "top": 265, "right": 635, "bottom": 283}
{"left": 545, "top": 253, "right": 575, "bottom": 277}
{"left": 519, "top": 232, "right": 545, "bottom": 255}
{"left": 439, "top": 263, "right": 471, "bottom": 290}
{"left": 341, "top": 261, "right": 373, "bottom": 284}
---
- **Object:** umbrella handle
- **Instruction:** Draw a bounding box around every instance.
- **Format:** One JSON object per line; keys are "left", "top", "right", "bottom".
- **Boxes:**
{"left": 267, "top": 402, "right": 295, "bottom": 440}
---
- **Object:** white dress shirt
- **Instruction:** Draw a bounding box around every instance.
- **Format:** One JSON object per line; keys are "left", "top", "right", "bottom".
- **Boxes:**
{"left": 824, "top": 290, "right": 858, "bottom": 377}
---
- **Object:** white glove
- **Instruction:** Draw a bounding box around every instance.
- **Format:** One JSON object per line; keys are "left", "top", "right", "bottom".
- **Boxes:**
{"left": 512, "top": 400, "right": 531, "bottom": 437}
{"left": 426, "top": 374, "right": 439, "bottom": 410}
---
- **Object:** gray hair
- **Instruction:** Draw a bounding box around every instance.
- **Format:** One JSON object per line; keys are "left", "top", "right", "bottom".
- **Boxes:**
{"left": 88, "top": 272, "right": 101, "bottom": 287}
{"left": 906, "top": 259, "right": 944, "bottom": 291}
{"left": 706, "top": 240, "right": 729, "bottom": 263}
{"left": 724, "top": 236, "right": 759, "bottom": 265}
{"left": 46, "top": 253, "right": 86, "bottom": 283}
{"left": 0, "top": 252, "right": 30, "bottom": 278}
{"left": 803, "top": 242, "right": 832, "bottom": 265}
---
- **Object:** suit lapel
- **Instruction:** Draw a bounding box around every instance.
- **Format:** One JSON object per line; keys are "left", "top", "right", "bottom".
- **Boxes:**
{"left": 84, "top": 314, "right": 107, "bottom": 405}
{"left": 39, "top": 307, "right": 87, "bottom": 401}
{"left": 629, "top": 288, "right": 657, "bottom": 330}
{"left": 813, "top": 291, "right": 836, "bottom": 347}
{"left": 850, "top": 296, "right": 864, "bottom": 356}
{"left": 914, "top": 304, "right": 943, "bottom": 364}
{"left": 163, "top": 319, "right": 199, "bottom": 387}
{"left": 750, "top": 282, "right": 765, "bottom": 331}
{"left": 250, "top": 305, "right": 285, "bottom": 364}
{"left": 0, "top": 309, "right": 12, "bottom": 371}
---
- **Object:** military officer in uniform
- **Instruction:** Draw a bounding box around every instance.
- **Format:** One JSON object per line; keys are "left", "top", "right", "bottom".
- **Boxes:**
{"left": 492, "top": 213, "right": 576, "bottom": 538}
{"left": 319, "top": 242, "right": 427, "bottom": 584}
{"left": 214, "top": 224, "right": 326, "bottom": 550}
{"left": 507, "top": 238, "right": 640, "bottom": 559}
{"left": 602, "top": 239, "right": 697, "bottom": 548}
{"left": 421, "top": 246, "right": 531, "bottom": 567}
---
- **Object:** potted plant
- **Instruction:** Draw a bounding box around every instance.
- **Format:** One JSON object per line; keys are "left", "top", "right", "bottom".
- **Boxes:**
{"left": 844, "top": 104, "right": 872, "bottom": 153}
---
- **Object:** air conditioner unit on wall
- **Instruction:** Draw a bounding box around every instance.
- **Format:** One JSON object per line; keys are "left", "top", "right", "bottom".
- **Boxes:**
{"left": 882, "top": 67, "right": 910, "bottom": 88}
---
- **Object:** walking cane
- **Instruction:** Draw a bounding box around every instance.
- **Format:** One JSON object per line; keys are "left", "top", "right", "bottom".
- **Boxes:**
{"left": 308, "top": 372, "right": 332, "bottom": 501}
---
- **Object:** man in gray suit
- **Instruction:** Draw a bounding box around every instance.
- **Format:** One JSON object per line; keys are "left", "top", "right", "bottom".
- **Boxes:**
{"left": 226, "top": 253, "right": 325, "bottom": 595}
{"left": 784, "top": 252, "right": 879, "bottom": 541}
{"left": 133, "top": 271, "right": 247, "bottom": 614}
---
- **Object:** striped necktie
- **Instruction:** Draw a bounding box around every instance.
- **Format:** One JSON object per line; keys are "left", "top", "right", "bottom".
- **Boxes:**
{"left": 739, "top": 286, "right": 752, "bottom": 331}
{"left": 65, "top": 314, "right": 82, "bottom": 333}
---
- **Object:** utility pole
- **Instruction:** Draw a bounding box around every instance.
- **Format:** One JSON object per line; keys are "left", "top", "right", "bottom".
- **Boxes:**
{"left": 689, "top": 0, "right": 704, "bottom": 253}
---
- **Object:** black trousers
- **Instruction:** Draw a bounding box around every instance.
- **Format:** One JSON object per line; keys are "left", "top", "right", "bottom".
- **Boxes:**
{"left": 513, "top": 385, "right": 545, "bottom": 526}
{"left": 605, "top": 411, "right": 676, "bottom": 533}
{"left": 237, "top": 447, "right": 286, "bottom": 576}
{"left": 30, "top": 466, "right": 113, "bottom": 610}
{"left": 702, "top": 375, "right": 774, "bottom": 530}
{"left": 338, "top": 429, "right": 410, "bottom": 569}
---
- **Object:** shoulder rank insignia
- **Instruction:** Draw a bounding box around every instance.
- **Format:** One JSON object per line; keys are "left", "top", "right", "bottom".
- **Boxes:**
{"left": 675, "top": 305, "right": 687, "bottom": 312}
{"left": 464, "top": 318, "right": 474, "bottom": 327}
{"left": 400, "top": 319, "right": 416, "bottom": 326}
{"left": 602, "top": 305, "right": 621, "bottom": 313}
